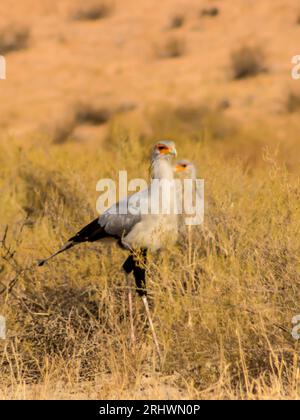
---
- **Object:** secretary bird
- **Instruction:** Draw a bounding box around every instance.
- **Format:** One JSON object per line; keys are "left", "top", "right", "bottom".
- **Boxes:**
{"left": 174, "top": 159, "right": 201, "bottom": 234}
{"left": 174, "top": 160, "right": 226, "bottom": 257}
{"left": 38, "top": 140, "right": 178, "bottom": 362}
{"left": 174, "top": 159, "right": 197, "bottom": 180}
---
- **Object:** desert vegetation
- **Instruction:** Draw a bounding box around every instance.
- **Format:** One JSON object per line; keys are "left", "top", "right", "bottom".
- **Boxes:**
{"left": 71, "top": 1, "right": 113, "bottom": 21}
{"left": 0, "top": 23, "right": 30, "bottom": 54}
{"left": 154, "top": 37, "right": 186, "bottom": 59}
{"left": 231, "top": 46, "right": 267, "bottom": 80}
{"left": 0, "top": 107, "right": 300, "bottom": 399}
{"left": 168, "top": 14, "right": 186, "bottom": 30}
{"left": 200, "top": 7, "right": 219, "bottom": 17}
{"left": 47, "top": 102, "right": 136, "bottom": 144}
{"left": 286, "top": 92, "right": 300, "bottom": 113}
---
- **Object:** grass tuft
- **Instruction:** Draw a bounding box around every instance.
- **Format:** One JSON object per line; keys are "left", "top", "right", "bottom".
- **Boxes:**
{"left": 286, "top": 92, "right": 300, "bottom": 113}
{"left": 154, "top": 37, "right": 186, "bottom": 59}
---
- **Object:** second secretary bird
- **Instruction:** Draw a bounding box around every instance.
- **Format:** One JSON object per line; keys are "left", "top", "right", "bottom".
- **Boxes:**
{"left": 174, "top": 159, "right": 197, "bottom": 180}
{"left": 174, "top": 159, "right": 202, "bottom": 234}
{"left": 38, "top": 140, "right": 178, "bottom": 362}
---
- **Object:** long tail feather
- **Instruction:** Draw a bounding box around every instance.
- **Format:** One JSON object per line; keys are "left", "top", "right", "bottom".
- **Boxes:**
{"left": 37, "top": 217, "right": 106, "bottom": 267}
{"left": 37, "top": 241, "right": 74, "bottom": 267}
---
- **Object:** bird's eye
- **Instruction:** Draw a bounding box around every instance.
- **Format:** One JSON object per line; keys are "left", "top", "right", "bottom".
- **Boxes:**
{"left": 157, "top": 145, "right": 166, "bottom": 151}
{"left": 182, "top": 164, "right": 187, "bottom": 168}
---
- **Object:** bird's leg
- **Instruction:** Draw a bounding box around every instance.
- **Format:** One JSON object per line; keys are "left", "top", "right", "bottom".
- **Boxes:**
{"left": 141, "top": 294, "right": 162, "bottom": 364}
{"left": 122, "top": 255, "right": 136, "bottom": 348}
{"left": 133, "top": 249, "right": 162, "bottom": 364}
{"left": 127, "top": 274, "right": 135, "bottom": 348}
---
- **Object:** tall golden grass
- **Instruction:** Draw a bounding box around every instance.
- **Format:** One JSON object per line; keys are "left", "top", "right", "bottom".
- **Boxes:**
{"left": 0, "top": 109, "right": 300, "bottom": 399}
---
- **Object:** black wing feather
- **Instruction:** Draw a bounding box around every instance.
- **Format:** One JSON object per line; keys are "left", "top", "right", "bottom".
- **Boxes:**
{"left": 68, "top": 217, "right": 108, "bottom": 243}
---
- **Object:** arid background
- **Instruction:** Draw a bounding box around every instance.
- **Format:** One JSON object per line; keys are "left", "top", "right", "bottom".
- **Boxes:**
{"left": 0, "top": 0, "right": 300, "bottom": 400}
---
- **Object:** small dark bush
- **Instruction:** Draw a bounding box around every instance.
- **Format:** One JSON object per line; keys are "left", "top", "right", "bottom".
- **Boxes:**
{"left": 218, "top": 99, "right": 231, "bottom": 110}
{"left": 72, "top": 2, "right": 112, "bottom": 21}
{"left": 169, "top": 14, "right": 185, "bottom": 29}
{"left": 75, "top": 103, "right": 112, "bottom": 125}
{"left": 0, "top": 24, "right": 30, "bottom": 54}
{"left": 231, "top": 46, "right": 267, "bottom": 79}
{"left": 200, "top": 7, "right": 219, "bottom": 17}
{"left": 155, "top": 37, "right": 186, "bottom": 59}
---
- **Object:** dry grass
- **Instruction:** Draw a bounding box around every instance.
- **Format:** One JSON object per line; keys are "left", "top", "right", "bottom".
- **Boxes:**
{"left": 0, "top": 24, "right": 30, "bottom": 54}
{"left": 49, "top": 108, "right": 107, "bottom": 144}
{"left": 49, "top": 117, "right": 77, "bottom": 145}
{"left": 231, "top": 46, "right": 267, "bottom": 80}
{"left": 46, "top": 102, "right": 137, "bottom": 144}
{"left": 0, "top": 109, "right": 300, "bottom": 399}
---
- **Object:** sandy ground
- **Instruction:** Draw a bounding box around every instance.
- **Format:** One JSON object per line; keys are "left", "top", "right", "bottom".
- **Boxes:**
{"left": 0, "top": 0, "right": 299, "bottom": 140}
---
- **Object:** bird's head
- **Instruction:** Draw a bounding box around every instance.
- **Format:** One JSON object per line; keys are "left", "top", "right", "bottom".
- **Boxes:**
{"left": 174, "top": 160, "right": 197, "bottom": 179}
{"left": 151, "top": 140, "right": 177, "bottom": 161}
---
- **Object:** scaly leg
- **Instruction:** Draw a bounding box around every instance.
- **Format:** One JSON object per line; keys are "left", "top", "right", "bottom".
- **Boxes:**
{"left": 127, "top": 275, "right": 135, "bottom": 348}
{"left": 141, "top": 295, "right": 162, "bottom": 364}
{"left": 122, "top": 256, "right": 136, "bottom": 350}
